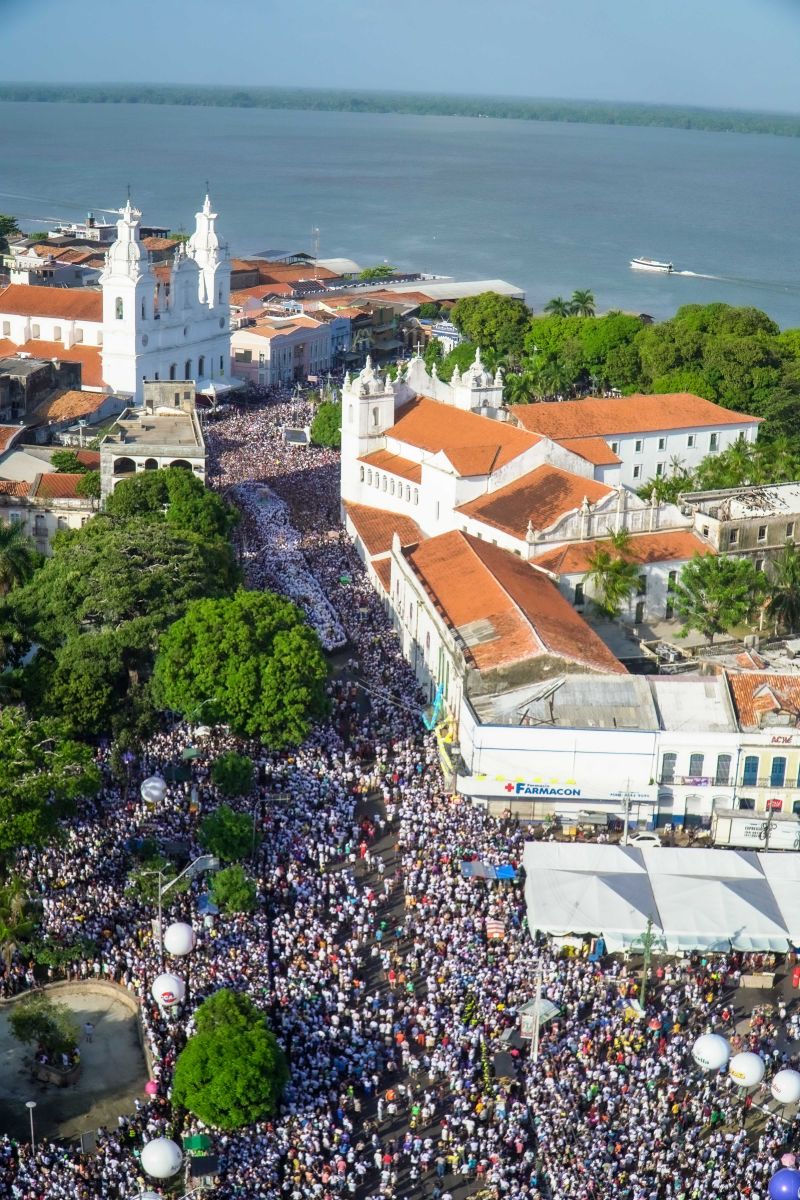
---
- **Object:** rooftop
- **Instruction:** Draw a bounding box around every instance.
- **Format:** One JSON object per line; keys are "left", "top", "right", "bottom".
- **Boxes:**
{"left": 683, "top": 482, "right": 800, "bottom": 520}
{"left": 458, "top": 464, "right": 613, "bottom": 537}
{"left": 31, "top": 389, "right": 117, "bottom": 424}
{"left": 344, "top": 501, "right": 424, "bottom": 557}
{"left": 31, "top": 473, "right": 85, "bottom": 500}
{"left": 386, "top": 397, "right": 538, "bottom": 476}
{"left": 556, "top": 436, "right": 622, "bottom": 467}
{"left": 511, "top": 393, "right": 761, "bottom": 440}
{"left": 404, "top": 530, "right": 624, "bottom": 677}
{"left": 102, "top": 408, "right": 203, "bottom": 451}
{"left": 533, "top": 530, "right": 714, "bottom": 575}
{"left": 727, "top": 673, "right": 800, "bottom": 731}
{"left": 0, "top": 339, "right": 104, "bottom": 388}
{"left": 359, "top": 449, "right": 422, "bottom": 485}
{"left": 471, "top": 672, "right": 655, "bottom": 729}
{"left": 384, "top": 279, "right": 525, "bottom": 301}
{"left": 0, "top": 284, "right": 103, "bottom": 323}
{"left": 649, "top": 675, "right": 737, "bottom": 733}
{"left": 0, "top": 426, "right": 26, "bottom": 456}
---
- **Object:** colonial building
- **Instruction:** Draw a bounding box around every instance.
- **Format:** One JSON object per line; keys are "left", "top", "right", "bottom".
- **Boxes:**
{"left": 0, "top": 196, "right": 236, "bottom": 404}
{"left": 231, "top": 315, "right": 331, "bottom": 388}
{"left": 682, "top": 482, "right": 800, "bottom": 571}
{"left": 99, "top": 381, "right": 205, "bottom": 498}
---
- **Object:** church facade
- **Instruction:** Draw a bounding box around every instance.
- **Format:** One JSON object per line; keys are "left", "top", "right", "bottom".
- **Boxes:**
{"left": 0, "top": 196, "right": 236, "bottom": 404}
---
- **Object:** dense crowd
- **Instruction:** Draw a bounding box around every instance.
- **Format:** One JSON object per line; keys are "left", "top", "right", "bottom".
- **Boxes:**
{"left": 1, "top": 393, "right": 798, "bottom": 1199}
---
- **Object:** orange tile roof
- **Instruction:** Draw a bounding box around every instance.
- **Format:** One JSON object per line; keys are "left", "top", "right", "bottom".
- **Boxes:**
{"left": 372, "top": 557, "right": 393, "bottom": 593}
{"left": 727, "top": 673, "right": 800, "bottom": 730}
{"left": 32, "top": 473, "right": 85, "bottom": 500}
{"left": 32, "top": 389, "right": 112, "bottom": 424}
{"left": 0, "top": 479, "right": 30, "bottom": 496}
{"left": 0, "top": 284, "right": 102, "bottom": 323}
{"left": 75, "top": 449, "right": 100, "bottom": 468}
{"left": 230, "top": 287, "right": 271, "bottom": 305}
{"left": 457, "top": 465, "right": 613, "bottom": 538}
{"left": 557, "top": 436, "right": 622, "bottom": 466}
{"left": 0, "top": 425, "right": 25, "bottom": 455}
{"left": 344, "top": 501, "right": 424, "bottom": 557}
{"left": 387, "top": 397, "right": 539, "bottom": 477}
{"left": 404, "top": 531, "right": 624, "bottom": 675}
{"left": 359, "top": 449, "right": 422, "bottom": 484}
{"left": 533, "top": 530, "right": 715, "bottom": 575}
{"left": 142, "top": 236, "right": 178, "bottom": 251}
{"left": 512, "top": 394, "right": 761, "bottom": 439}
{"left": 0, "top": 339, "right": 104, "bottom": 388}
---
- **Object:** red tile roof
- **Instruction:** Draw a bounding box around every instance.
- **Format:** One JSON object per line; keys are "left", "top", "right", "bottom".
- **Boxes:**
{"left": 344, "top": 501, "right": 424, "bottom": 557}
{"left": 457, "top": 465, "right": 613, "bottom": 538}
{"left": 0, "top": 425, "right": 25, "bottom": 455}
{"left": 32, "top": 389, "right": 111, "bottom": 424}
{"left": 557, "top": 436, "right": 622, "bottom": 466}
{"left": 512, "top": 394, "right": 761, "bottom": 439}
{"left": 533, "top": 530, "right": 715, "bottom": 575}
{"left": 0, "top": 339, "right": 104, "bottom": 388}
{"left": 0, "top": 480, "right": 31, "bottom": 496}
{"left": 359, "top": 449, "right": 422, "bottom": 484}
{"left": 387, "top": 397, "right": 539, "bottom": 476}
{"left": 727, "top": 673, "right": 800, "bottom": 730}
{"left": 31, "top": 473, "right": 85, "bottom": 500}
{"left": 0, "top": 284, "right": 103, "bottom": 323}
{"left": 404, "top": 531, "right": 624, "bottom": 675}
{"left": 372, "top": 558, "right": 393, "bottom": 593}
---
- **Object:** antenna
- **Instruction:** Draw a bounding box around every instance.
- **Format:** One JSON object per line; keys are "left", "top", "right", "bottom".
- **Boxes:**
{"left": 312, "top": 226, "right": 320, "bottom": 281}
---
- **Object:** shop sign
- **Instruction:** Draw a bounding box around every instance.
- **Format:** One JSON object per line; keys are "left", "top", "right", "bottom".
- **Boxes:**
{"left": 767, "top": 797, "right": 783, "bottom": 811}
{"left": 504, "top": 782, "right": 581, "bottom": 797}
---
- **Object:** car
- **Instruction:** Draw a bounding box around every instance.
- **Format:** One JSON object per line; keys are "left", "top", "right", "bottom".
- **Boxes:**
{"left": 626, "top": 832, "right": 662, "bottom": 848}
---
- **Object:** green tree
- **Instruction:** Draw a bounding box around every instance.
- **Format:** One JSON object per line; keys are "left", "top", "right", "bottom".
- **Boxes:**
{"left": 584, "top": 540, "right": 640, "bottom": 618}
{"left": 75, "top": 470, "right": 101, "bottom": 499}
{"left": 450, "top": 292, "right": 531, "bottom": 357}
{"left": 503, "top": 371, "right": 538, "bottom": 405}
{"left": 310, "top": 401, "right": 342, "bottom": 449}
{"left": 199, "top": 804, "right": 254, "bottom": 862}
{"left": 211, "top": 751, "right": 254, "bottom": 797}
{"left": 153, "top": 590, "right": 328, "bottom": 746}
{"left": 0, "top": 524, "right": 39, "bottom": 594}
{"left": 50, "top": 450, "right": 89, "bottom": 475}
{"left": 672, "top": 554, "right": 765, "bottom": 642}
{"left": 172, "top": 988, "right": 288, "bottom": 1129}
{"left": 359, "top": 264, "right": 395, "bottom": 281}
{"left": 103, "top": 467, "right": 237, "bottom": 541}
{"left": 211, "top": 863, "right": 258, "bottom": 914}
{"left": 125, "top": 853, "right": 191, "bottom": 904}
{"left": 766, "top": 542, "right": 800, "bottom": 634}
{"left": 544, "top": 297, "right": 571, "bottom": 318}
{"left": 0, "top": 709, "right": 100, "bottom": 856}
{"left": 0, "top": 215, "right": 20, "bottom": 253}
{"left": 10, "top": 992, "right": 79, "bottom": 1058}
{"left": 570, "top": 289, "right": 596, "bottom": 317}
{"left": 0, "top": 875, "right": 35, "bottom": 970}
{"left": 417, "top": 302, "right": 442, "bottom": 319}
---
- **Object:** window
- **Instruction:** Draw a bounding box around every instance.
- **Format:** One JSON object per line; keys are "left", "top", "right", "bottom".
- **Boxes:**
{"left": 658, "top": 437, "right": 666, "bottom": 451}
{"left": 637, "top": 575, "right": 647, "bottom": 595}
{"left": 31, "top": 324, "right": 40, "bottom": 339}
{"left": 1, "top": 322, "right": 9, "bottom": 337}
{"left": 710, "top": 433, "right": 719, "bottom": 451}
{"left": 367, "top": 470, "right": 373, "bottom": 485}
{"left": 373, "top": 473, "right": 379, "bottom": 489}
{"left": 755, "top": 558, "right": 765, "bottom": 573}
{"left": 405, "top": 485, "right": 410, "bottom": 501}
{"left": 701, "top": 525, "right": 709, "bottom": 538}
{"left": 218, "top": 287, "right": 223, "bottom": 305}
{"left": 382, "top": 475, "right": 387, "bottom": 491}
{"left": 665, "top": 600, "right": 674, "bottom": 620}
{"left": 633, "top": 465, "right": 642, "bottom": 480}
{"left": 610, "top": 441, "right": 619, "bottom": 455}
{"left": 198, "top": 356, "right": 205, "bottom": 378}
{"left": 435, "top": 501, "right": 440, "bottom": 520}
{"left": 413, "top": 488, "right": 419, "bottom": 506}
{"left": 635, "top": 439, "right": 643, "bottom": 453}
{"left": 115, "top": 297, "right": 124, "bottom": 320}
{"left": 184, "top": 360, "right": 191, "bottom": 379}
{"left": 687, "top": 434, "right": 695, "bottom": 448}
{"left": 660, "top": 752, "right": 677, "bottom": 784}
{"left": 728, "top": 529, "right": 739, "bottom": 547}
{"left": 743, "top": 755, "right": 759, "bottom": 786}
{"left": 372, "top": 407, "right": 379, "bottom": 428}
{"left": 53, "top": 325, "right": 61, "bottom": 341}
{"left": 715, "top": 754, "right": 732, "bottom": 785}
{"left": 169, "top": 364, "right": 177, "bottom": 380}
{"left": 390, "top": 479, "right": 395, "bottom": 496}
{"left": 788, "top": 523, "right": 795, "bottom": 540}
{"left": 359, "top": 466, "right": 365, "bottom": 482}
{"left": 656, "top": 462, "right": 665, "bottom": 477}
{"left": 688, "top": 753, "right": 704, "bottom": 778}
{"left": 667, "top": 570, "right": 677, "bottom": 592}
{"left": 96, "top": 331, "right": 103, "bottom": 346}
{"left": 757, "top": 525, "right": 767, "bottom": 542}
{"left": 141, "top": 299, "right": 146, "bottom": 320}
{"left": 793, "top": 800, "right": 800, "bottom": 816}
{"left": 574, "top": 582, "right": 585, "bottom": 607}
{"left": 8, "top": 513, "right": 20, "bottom": 526}
{"left": 57, "top": 516, "right": 68, "bottom": 531}
{"left": 738, "top": 796, "right": 755, "bottom": 811}
{"left": 219, "top": 356, "right": 223, "bottom": 372}
{"left": 74, "top": 328, "right": 83, "bottom": 343}
{"left": 770, "top": 756, "right": 787, "bottom": 788}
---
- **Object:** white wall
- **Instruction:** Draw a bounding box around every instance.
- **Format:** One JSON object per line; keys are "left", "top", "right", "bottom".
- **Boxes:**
{"left": 613, "top": 424, "right": 758, "bottom": 490}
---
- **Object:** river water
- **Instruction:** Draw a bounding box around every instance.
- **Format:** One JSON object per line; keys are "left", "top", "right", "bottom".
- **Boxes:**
{"left": 2, "top": 100, "right": 800, "bottom": 324}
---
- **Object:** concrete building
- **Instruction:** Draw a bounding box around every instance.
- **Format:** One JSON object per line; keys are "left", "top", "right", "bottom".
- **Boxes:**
{"left": 0, "top": 472, "right": 98, "bottom": 555}
{"left": 231, "top": 315, "right": 331, "bottom": 388}
{"left": 727, "top": 673, "right": 800, "bottom": 817}
{"left": 682, "top": 483, "right": 800, "bottom": 571}
{"left": 99, "top": 382, "right": 205, "bottom": 498}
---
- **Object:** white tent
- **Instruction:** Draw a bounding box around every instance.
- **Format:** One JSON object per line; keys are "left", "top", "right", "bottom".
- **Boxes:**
{"left": 758, "top": 852, "right": 800, "bottom": 947}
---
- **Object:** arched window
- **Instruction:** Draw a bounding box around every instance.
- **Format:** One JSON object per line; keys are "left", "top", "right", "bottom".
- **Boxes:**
{"left": 115, "top": 297, "right": 124, "bottom": 320}
{"left": 219, "top": 355, "right": 224, "bottom": 372}
{"left": 169, "top": 459, "right": 193, "bottom": 470}
{"left": 347, "top": 405, "right": 353, "bottom": 424}
{"left": 184, "top": 360, "right": 192, "bottom": 379}
{"left": 390, "top": 479, "right": 395, "bottom": 496}
{"left": 169, "top": 364, "right": 177, "bottom": 381}
{"left": 359, "top": 466, "right": 365, "bottom": 482}
{"left": 382, "top": 475, "right": 387, "bottom": 491}
{"left": 413, "top": 488, "right": 419, "bottom": 505}
{"left": 367, "top": 470, "right": 373, "bottom": 485}
{"left": 141, "top": 298, "right": 146, "bottom": 320}
{"left": 218, "top": 287, "right": 223, "bottom": 305}
{"left": 372, "top": 406, "right": 379, "bottom": 428}
{"left": 405, "top": 485, "right": 410, "bottom": 501}
{"left": 113, "top": 457, "right": 136, "bottom": 476}
{"left": 198, "top": 355, "right": 205, "bottom": 377}
{"left": 144, "top": 458, "right": 158, "bottom": 471}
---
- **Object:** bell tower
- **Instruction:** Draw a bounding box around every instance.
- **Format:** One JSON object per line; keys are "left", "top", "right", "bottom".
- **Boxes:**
{"left": 188, "top": 193, "right": 230, "bottom": 311}
{"left": 99, "top": 197, "right": 156, "bottom": 400}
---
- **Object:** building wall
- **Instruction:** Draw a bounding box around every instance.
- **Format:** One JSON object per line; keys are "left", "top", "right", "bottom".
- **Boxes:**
{"left": 559, "top": 557, "right": 692, "bottom": 624}
{"left": 610, "top": 424, "right": 758, "bottom": 490}
{"left": 0, "top": 313, "right": 102, "bottom": 350}
{"left": 231, "top": 322, "right": 332, "bottom": 389}
{"left": 0, "top": 494, "right": 97, "bottom": 555}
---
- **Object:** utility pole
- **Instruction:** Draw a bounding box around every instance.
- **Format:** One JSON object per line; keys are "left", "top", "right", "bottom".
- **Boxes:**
{"left": 639, "top": 915, "right": 656, "bottom": 1007}
{"left": 531, "top": 963, "right": 543, "bottom": 1063}
{"left": 622, "top": 779, "right": 632, "bottom": 845}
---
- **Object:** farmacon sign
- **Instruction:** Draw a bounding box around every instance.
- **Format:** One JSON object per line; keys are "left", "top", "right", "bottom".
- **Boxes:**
{"left": 506, "top": 782, "right": 581, "bottom": 797}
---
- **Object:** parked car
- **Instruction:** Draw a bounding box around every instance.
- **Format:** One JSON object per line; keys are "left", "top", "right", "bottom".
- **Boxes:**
{"left": 626, "top": 831, "right": 662, "bottom": 848}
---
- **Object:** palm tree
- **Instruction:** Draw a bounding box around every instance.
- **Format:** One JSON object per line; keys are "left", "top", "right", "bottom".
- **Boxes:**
{"left": 585, "top": 545, "right": 640, "bottom": 618}
{"left": 570, "top": 289, "right": 596, "bottom": 317}
{"left": 0, "top": 876, "right": 34, "bottom": 971}
{"left": 0, "top": 524, "right": 38, "bottom": 594}
{"left": 544, "top": 297, "right": 571, "bottom": 318}
{"left": 766, "top": 543, "right": 800, "bottom": 634}
{"left": 503, "top": 371, "right": 538, "bottom": 405}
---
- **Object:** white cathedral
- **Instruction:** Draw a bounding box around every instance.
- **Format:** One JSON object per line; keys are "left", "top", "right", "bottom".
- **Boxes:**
{"left": 0, "top": 195, "right": 236, "bottom": 404}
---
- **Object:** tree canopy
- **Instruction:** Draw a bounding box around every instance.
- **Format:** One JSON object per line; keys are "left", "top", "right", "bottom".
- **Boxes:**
{"left": 153, "top": 589, "right": 328, "bottom": 746}
{"left": 210, "top": 864, "right": 258, "bottom": 913}
{"left": 672, "top": 554, "right": 766, "bottom": 642}
{"left": 103, "top": 466, "right": 238, "bottom": 541}
{"left": 211, "top": 751, "right": 254, "bottom": 797}
{"left": 199, "top": 804, "right": 253, "bottom": 862}
{"left": 172, "top": 988, "right": 288, "bottom": 1129}
{"left": 451, "top": 292, "right": 531, "bottom": 358}
{"left": 310, "top": 401, "right": 342, "bottom": 449}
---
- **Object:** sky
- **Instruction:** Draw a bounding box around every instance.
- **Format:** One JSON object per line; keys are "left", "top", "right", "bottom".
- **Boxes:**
{"left": 3, "top": 0, "right": 800, "bottom": 112}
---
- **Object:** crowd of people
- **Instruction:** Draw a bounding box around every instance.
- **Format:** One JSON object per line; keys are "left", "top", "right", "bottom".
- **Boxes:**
{"left": 1, "top": 390, "right": 798, "bottom": 1199}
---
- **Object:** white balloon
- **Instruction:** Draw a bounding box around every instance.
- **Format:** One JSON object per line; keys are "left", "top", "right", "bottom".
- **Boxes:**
{"left": 772, "top": 1069, "right": 800, "bottom": 1105}
{"left": 163, "top": 922, "right": 196, "bottom": 957}
{"left": 729, "top": 1051, "right": 766, "bottom": 1088}
{"left": 136, "top": 1192, "right": 163, "bottom": 1200}
{"left": 140, "top": 1137, "right": 183, "bottom": 1178}
{"left": 692, "top": 1033, "right": 731, "bottom": 1072}
{"left": 141, "top": 776, "right": 167, "bottom": 804}
{"left": 150, "top": 972, "right": 186, "bottom": 1007}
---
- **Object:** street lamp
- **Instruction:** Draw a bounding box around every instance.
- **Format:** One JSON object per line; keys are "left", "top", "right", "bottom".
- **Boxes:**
{"left": 142, "top": 854, "right": 218, "bottom": 969}
{"left": 25, "top": 1100, "right": 36, "bottom": 1150}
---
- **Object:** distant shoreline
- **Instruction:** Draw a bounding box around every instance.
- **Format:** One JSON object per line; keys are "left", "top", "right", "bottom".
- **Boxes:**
{"left": 3, "top": 84, "right": 800, "bottom": 139}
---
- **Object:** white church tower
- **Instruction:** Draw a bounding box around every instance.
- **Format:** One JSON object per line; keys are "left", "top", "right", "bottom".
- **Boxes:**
{"left": 99, "top": 198, "right": 157, "bottom": 399}
{"left": 188, "top": 193, "right": 230, "bottom": 311}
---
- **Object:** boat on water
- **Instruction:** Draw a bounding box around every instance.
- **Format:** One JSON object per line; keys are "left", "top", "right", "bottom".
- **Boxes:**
{"left": 630, "top": 256, "right": 673, "bottom": 274}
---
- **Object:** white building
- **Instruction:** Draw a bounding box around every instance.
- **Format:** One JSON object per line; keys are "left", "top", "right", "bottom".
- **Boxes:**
{"left": 99, "top": 381, "right": 206, "bottom": 498}
{"left": 0, "top": 196, "right": 237, "bottom": 405}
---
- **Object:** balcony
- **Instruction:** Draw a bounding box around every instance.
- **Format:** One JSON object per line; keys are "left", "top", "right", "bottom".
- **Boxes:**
{"left": 740, "top": 777, "right": 800, "bottom": 790}
{"left": 659, "top": 775, "right": 731, "bottom": 788}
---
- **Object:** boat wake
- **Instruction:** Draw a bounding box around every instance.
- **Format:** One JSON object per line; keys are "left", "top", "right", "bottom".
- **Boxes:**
{"left": 675, "top": 269, "right": 800, "bottom": 295}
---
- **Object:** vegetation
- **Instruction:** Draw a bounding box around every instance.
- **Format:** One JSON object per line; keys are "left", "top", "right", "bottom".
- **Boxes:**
{"left": 0, "top": 214, "right": 20, "bottom": 253}
{"left": 50, "top": 450, "right": 92, "bottom": 474}
{"left": 9, "top": 991, "right": 79, "bottom": 1059}
{"left": 211, "top": 751, "right": 254, "bottom": 797}
{"left": 75, "top": 470, "right": 101, "bottom": 499}
{"left": 450, "top": 292, "right": 531, "bottom": 359}
{"left": 765, "top": 542, "right": 800, "bottom": 634}
{"left": 125, "top": 852, "right": 191, "bottom": 904}
{"left": 0, "top": 524, "right": 39, "bottom": 594}
{"left": 153, "top": 589, "right": 328, "bottom": 746}
{"left": 210, "top": 864, "right": 258, "bottom": 914}
{"left": 359, "top": 265, "right": 396, "bottom": 281}
{"left": 310, "top": 401, "right": 342, "bottom": 449}
{"left": 0, "top": 876, "right": 35, "bottom": 969}
{"left": 172, "top": 988, "right": 288, "bottom": 1129}
{"left": 584, "top": 530, "right": 640, "bottom": 617}
{"left": 7, "top": 87, "right": 800, "bottom": 140}
{"left": 672, "top": 554, "right": 766, "bottom": 642}
{"left": 199, "top": 804, "right": 253, "bottom": 862}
